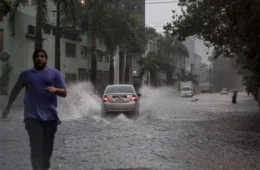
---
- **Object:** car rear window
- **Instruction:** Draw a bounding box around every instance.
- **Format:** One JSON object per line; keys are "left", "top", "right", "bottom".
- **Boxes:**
{"left": 105, "top": 86, "right": 135, "bottom": 94}
{"left": 181, "top": 87, "right": 191, "bottom": 91}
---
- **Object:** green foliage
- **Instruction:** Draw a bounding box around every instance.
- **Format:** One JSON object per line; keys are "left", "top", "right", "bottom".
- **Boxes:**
{"left": 0, "top": 0, "right": 11, "bottom": 15}
{"left": 138, "top": 50, "right": 175, "bottom": 85}
{"left": 164, "top": 0, "right": 260, "bottom": 67}
{"left": 63, "top": 0, "right": 147, "bottom": 84}
{"left": 177, "top": 68, "right": 198, "bottom": 84}
{"left": 164, "top": 0, "right": 260, "bottom": 102}
{"left": 138, "top": 51, "right": 160, "bottom": 78}
{"left": 0, "top": 63, "right": 13, "bottom": 95}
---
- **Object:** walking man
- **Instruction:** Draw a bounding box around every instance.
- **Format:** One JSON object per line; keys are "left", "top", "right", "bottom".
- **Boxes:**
{"left": 1, "top": 49, "right": 67, "bottom": 170}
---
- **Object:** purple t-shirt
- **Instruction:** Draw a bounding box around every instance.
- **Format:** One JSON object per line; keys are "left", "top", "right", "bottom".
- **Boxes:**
{"left": 17, "top": 67, "right": 65, "bottom": 124}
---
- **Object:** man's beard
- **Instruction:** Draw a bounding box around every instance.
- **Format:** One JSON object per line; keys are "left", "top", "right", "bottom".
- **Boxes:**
{"left": 34, "top": 63, "right": 46, "bottom": 70}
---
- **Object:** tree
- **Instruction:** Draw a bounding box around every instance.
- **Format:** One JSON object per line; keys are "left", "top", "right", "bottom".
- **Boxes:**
{"left": 211, "top": 56, "right": 243, "bottom": 91}
{"left": 177, "top": 68, "right": 197, "bottom": 83}
{"left": 138, "top": 51, "right": 160, "bottom": 86}
{"left": 164, "top": 0, "right": 260, "bottom": 105}
{"left": 157, "top": 35, "right": 176, "bottom": 85}
{"left": 138, "top": 49, "right": 175, "bottom": 86}
{"left": 97, "top": 1, "right": 146, "bottom": 84}
{"left": 159, "top": 53, "right": 175, "bottom": 85}
{"left": 0, "top": 0, "right": 11, "bottom": 16}
{"left": 9, "top": 0, "right": 79, "bottom": 50}
{"left": 63, "top": 0, "right": 146, "bottom": 85}
{"left": 78, "top": 0, "right": 115, "bottom": 85}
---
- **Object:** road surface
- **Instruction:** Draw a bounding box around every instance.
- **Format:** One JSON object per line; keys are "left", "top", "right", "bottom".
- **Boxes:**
{"left": 1, "top": 86, "right": 260, "bottom": 170}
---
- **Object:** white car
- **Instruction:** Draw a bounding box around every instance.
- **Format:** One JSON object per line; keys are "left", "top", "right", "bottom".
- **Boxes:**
{"left": 180, "top": 86, "right": 193, "bottom": 97}
{"left": 221, "top": 88, "right": 228, "bottom": 95}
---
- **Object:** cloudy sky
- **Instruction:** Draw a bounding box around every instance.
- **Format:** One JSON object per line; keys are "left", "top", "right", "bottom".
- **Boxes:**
{"left": 145, "top": 1, "right": 211, "bottom": 64}
{"left": 145, "top": 0, "right": 182, "bottom": 33}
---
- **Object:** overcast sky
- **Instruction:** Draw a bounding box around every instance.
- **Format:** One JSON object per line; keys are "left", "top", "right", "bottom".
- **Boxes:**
{"left": 145, "top": 1, "right": 212, "bottom": 64}
{"left": 145, "top": 1, "right": 182, "bottom": 33}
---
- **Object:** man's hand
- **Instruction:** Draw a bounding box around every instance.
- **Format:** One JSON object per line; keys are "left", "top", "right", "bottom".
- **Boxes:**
{"left": 1, "top": 107, "right": 10, "bottom": 119}
{"left": 45, "top": 87, "right": 57, "bottom": 94}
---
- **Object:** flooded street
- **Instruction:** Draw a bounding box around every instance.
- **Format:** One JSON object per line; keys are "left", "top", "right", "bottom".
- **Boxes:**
{"left": 1, "top": 84, "right": 260, "bottom": 170}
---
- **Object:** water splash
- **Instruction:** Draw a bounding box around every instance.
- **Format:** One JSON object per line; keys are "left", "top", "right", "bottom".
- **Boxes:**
{"left": 57, "top": 82, "right": 179, "bottom": 122}
{"left": 58, "top": 82, "right": 101, "bottom": 121}
{"left": 138, "top": 86, "right": 179, "bottom": 120}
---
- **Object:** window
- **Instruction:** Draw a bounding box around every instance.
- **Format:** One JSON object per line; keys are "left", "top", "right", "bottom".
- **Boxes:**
{"left": 181, "top": 87, "right": 191, "bottom": 91}
{"left": 65, "top": 42, "right": 76, "bottom": 58}
{"left": 105, "top": 85, "right": 135, "bottom": 94}
{"left": 65, "top": 73, "right": 77, "bottom": 84}
{"left": 28, "top": 25, "right": 35, "bottom": 35}
{"left": 0, "top": 30, "right": 3, "bottom": 51}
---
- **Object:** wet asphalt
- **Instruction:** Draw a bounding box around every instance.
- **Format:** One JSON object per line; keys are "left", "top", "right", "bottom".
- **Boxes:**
{"left": 1, "top": 88, "right": 260, "bottom": 170}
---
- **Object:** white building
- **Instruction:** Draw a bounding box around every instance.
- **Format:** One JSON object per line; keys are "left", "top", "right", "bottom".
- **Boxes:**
{"left": 182, "top": 37, "right": 203, "bottom": 93}
{"left": 0, "top": 0, "right": 121, "bottom": 105}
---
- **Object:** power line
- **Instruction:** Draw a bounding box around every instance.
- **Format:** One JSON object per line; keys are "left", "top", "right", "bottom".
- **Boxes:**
{"left": 125, "top": 0, "right": 178, "bottom": 5}
{"left": 145, "top": 1, "right": 178, "bottom": 4}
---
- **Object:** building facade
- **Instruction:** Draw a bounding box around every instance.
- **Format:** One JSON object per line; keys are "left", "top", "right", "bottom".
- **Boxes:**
{"left": 0, "top": 1, "right": 116, "bottom": 105}
{"left": 183, "top": 37, "right": 203, "bottom": 93}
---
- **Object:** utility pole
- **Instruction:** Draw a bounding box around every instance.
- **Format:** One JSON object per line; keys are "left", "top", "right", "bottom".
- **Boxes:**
{"left": 85, "top": 0, "right": 90, "bottom": 81}
{"left": 209, "top": 64, "right": 212, "bottom": 93}
{"left": 55, "top": 0, "right": 61, "bottom": 71}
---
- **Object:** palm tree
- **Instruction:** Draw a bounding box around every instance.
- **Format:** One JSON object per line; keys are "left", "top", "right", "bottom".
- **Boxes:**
{"left": 97, "top": 1, "right": 130, "bottom": 84}
{"left": 78, "top": 0, "right": 112, "bottom": 85}
{"left": 157, "top": 51, "right": 175, "bottom": 85}
{"left": 122, "top": 14, "right": 147, "bottom": 84}
{"left": 84, "top": 0, "right": 146, "bottom": 85}
{"left": 177, "top": 68, "right": 198, "bottom": 83}
{"left": 62, "top": 0, "right": 147, "bottom": 85}
{"left": 9, "top": 0, "right": 79, "bottom": 50}
{"left": 157, "top": 35, "right": 176, "bottom": 85}
{"left": 138, "top": 51, "right": 160, "bottom": 86}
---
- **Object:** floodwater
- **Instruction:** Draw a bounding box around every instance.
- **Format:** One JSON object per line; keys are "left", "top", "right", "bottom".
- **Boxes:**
{"left": 1, "top": 82, "right": 260, "bottom": 170}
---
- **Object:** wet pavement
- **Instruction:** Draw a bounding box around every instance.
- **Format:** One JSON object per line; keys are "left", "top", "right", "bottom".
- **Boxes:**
{"left": 1, "top": 86, "right": 260, "bottom": 170}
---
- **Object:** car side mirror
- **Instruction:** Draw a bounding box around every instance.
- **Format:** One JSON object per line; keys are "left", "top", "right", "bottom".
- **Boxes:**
{"left": 137, "top": 93, "right": 141, "bottom": 97}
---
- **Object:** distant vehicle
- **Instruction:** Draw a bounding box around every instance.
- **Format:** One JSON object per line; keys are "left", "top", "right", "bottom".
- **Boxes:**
{"left": 100, "top": 84, "right": 141, "bottom": 117}
{"left": 221, "top": 88, "right": 228, "bottom": 95}
{"left": 180, "top": 81, "right": 194, "bottom": 97}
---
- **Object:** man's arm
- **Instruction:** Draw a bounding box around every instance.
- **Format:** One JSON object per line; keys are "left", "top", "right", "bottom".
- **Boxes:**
{"left": 54, "top": 71, "right": 67, "bottom": 97}
{"left": 54, "top": 88, "right": 67, "bottom": 97}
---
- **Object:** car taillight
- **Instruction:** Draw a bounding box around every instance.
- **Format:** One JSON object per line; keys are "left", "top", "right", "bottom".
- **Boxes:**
{"left": 103, "top": 96, "right": 109, "bottom": 102}
{"left": 131, "top": 95, "right": 137, "bottom": 101}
